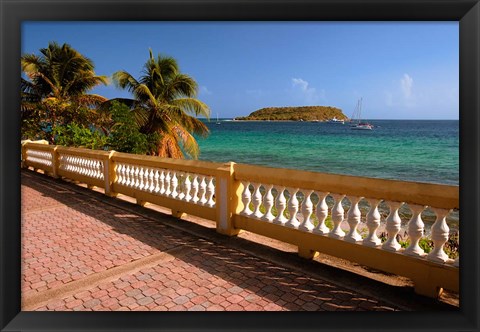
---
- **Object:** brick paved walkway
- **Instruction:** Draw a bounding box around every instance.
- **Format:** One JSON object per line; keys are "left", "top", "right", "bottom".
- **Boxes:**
{"left": 21, "top": 170, "right": 456, "bottom": 311}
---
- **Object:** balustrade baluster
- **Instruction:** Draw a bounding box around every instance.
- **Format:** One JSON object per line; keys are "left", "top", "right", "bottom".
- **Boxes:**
{"left": 94, "top": 160, "right": 99, "bottom": 178}
{"left": 273, "top": 186, "right": 287, "bottom": 225}
{"left": 119, "top": 164, "right": 128, "bottom": 186}
{"left": 139, "top": 168, "right": 145, "bottom": 190}
{"left": 83, "top": 159, "right": 88, "bottom": 176}
{"left": 206, "top": 177, "right": 215, "bottom": 207}
{"left": 184, "top": 174, "right": 192, "bottom": 202}
{"left": 164, "top": 172, "right": 171, "bottom": 196}
{"left": 93, "top": 160, "right": 98, "bottom": 178}
{"left": 329, "top": 194, "right": 345, "bottom": 238}
{"left": 427, "top": 208, "right": 450, "bottom": 263}
{"left": 345, "top": 196, "right": 363, "bottom": 242}
{"left": 88, "top": 159, "right": 93, "bottom": 177}
{"left": 99, "top": 160, "right": 104, "bottom": 179}
{"left": 144, "top": 168, "right": 150, "bottom": 191}
{"left": 148, "top": 168, "right": 155, "bottom": 192}
{"left": 124, "top": 165, "right": 130, "bottom": 187}
{"left": 191, "top": 175, "right": 199, "bottom": 203}
{"left": 91, "top": 160, "right": 96, "bottom": 177}
{"left": 116, "top": 164, "right": 123, "bottom": 185}
{"left": 154, "top": 170, "right": 160, "bottom": 193}
{"left": 198, "top": 176, "right": 207, "bottom": 205}
{"left": 81, "top": 158, "right": 87, "bottom": 175}
{"left": 171, "top": 172, "right": 178, "bottom": 198}
{"left": 299, "top": 190, "right": 314, "bottom": 231}
{"left": 252, "top": 183, "right": 263, "bottom": 219}
{"left": 178, "top": 172, "right": 186, "bottom": 200}
{"left": 86, "top": 159, "right": 91, "bottom": 177}
{"left": 404, "top": 204, "right": 427, "bottom": 257}
{"left": 240, "top": 181, "right": 252, "bottom": 216}
{"left": 71, "top": 156, "right": 76, "bottom": 173}
{"left": 286, "top": 188, "right": 300, "bottom": 228}
{"left": 145, "top": 168, "right": 150, "bottom": 190}
{"left": 133, "top": 167, "right": 140, "bottom": 189}
{"left": 363, "top": 199, "right": 382, "bottom": 246}
{"left": 262, "top": 184, "right": 275, "bottom": 222}
{"left": 95, "top": 160, "right": 100, "bottom": 178}
{"left": 159, "top": 171, "right": 165, "bottom": 194}
{"left": 72, "top": 157, "right": 77, "bottom": 174}
{"left": 313, "top": 192, "right": 329, "bottom": 235}
{"left": 382, "top": 201, "right": 404, "bottom": 251}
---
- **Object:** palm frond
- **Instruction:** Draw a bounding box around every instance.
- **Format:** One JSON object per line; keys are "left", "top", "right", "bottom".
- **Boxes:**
{"left": 112, "top": 71, "right": 141, "bottom": 94}
{"left": 75, "top": 94, "right": 108, "bottom": 107}
{"left": 165, "top": 74, "right": 198, "bottom": 100}
{"left": 64, "top": 74, "right": 109, "bottom": 96}
{"left": 171, "top": 98, "right": 211, "bottom": 118}
{"left": 172, "top": 125, "right": 201, "bottom": 159}
{"left": 132, "top": 84, "right": 157, "bottom": 106}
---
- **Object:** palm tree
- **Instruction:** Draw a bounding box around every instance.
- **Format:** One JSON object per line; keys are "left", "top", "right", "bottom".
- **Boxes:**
{"left": 109, "top": 49, "right": 210, "bottom": 159}
{"left": 21, "top": 42, "right": 108, "bottom": 141}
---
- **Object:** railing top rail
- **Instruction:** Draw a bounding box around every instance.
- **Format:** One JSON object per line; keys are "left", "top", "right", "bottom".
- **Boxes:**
{"left": 111, "top": 151, "right": 228, "bottom": 175}
{"left": 234, "top": 163, "right": 459, "bottom": 209}
{"left": 55, "top": 146, "right": 111, "bottom": 159}
{"left": 23, "top": 142, "right": 55, "bottom": 151}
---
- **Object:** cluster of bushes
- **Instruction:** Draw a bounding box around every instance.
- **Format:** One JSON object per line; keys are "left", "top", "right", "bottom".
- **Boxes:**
{"left": 51, "top": 101, "right": 159, "bottom": 154}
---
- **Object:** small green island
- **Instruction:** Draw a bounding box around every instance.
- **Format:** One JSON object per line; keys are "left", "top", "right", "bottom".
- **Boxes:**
{"left": 235, "top": 106, "right": 349, "bottom": 121}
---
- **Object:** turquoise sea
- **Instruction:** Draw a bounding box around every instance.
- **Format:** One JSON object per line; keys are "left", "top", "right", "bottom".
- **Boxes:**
{"left": 197, "top": 120, "right": 459, "bottom": 186}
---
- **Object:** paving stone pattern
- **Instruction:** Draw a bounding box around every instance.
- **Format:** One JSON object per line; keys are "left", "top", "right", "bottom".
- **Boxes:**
{"left": 22, "top": 171, "right": 399, "bottom": 311}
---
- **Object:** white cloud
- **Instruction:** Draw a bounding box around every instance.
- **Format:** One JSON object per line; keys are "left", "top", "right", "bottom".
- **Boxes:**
{"left": 291, "top": 78, "right": 325, "bottom": 104}
{"left": 199, "top": 86, "right": 212, "bottom": 95}
{"left": 400, "top": 74, "right": 413, "bottom": 99}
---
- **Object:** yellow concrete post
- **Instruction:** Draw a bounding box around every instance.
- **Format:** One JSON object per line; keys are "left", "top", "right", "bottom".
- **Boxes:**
{"left": 51, "top": 146, "right": 60, "bottom": 178}
{"left": 21, "top": 141, "right": 29, "bottom": 168}
{"left": 215, "top": 162, "right": 241, "bottom": 236}
{"left": 104, "top": 151, "right": 118, "bottom": 197}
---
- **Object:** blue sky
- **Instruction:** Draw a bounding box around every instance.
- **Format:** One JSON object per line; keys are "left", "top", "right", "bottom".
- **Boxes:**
{"left": 22, "top": 22, "right": 459, "bottom": 119}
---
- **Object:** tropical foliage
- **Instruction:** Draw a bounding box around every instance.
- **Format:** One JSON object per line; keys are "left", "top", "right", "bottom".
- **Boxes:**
{"left": 53, "top": 123, "right": 108, "bottom": 150}
{"left": 21, "top": 42, "right": 108, "bottom": 142}
{"left": 21, "top": 44, "right": 211, "bottom": 159}
{"left": 106, "top": 101, "right": 159, "bottom": 154}
{"left": 107, "top": 49, "right": 210, "bottom": 158}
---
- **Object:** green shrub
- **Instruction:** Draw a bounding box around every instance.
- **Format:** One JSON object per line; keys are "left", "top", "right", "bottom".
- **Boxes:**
{"left": 106, "top": 101, "right": 158, "bottom": 154}
{"left": 53, "top": 123, "right": 107, "bottom": 150}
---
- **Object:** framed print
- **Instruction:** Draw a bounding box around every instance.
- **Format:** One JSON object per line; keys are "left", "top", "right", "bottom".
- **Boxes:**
{"left": 1, "top": 0, "right": 479, "bottom": 331}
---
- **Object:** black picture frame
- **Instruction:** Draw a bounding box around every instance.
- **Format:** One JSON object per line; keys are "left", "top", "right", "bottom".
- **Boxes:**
{"left": 1, "top": 0, "right": 478, "bottom": 331}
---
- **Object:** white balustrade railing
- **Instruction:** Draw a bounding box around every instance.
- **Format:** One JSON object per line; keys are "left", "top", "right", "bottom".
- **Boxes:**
{"left": 237, "top": 179, "right": 458, "bottom": 268}
{"left": 25, "top": 149, "right": 53, "bottom": 168}
{"left": 59, "top": 154, "right": 104, "bottom": 180}
{"left": 21, "top": 142, "right": 459, "bottom": 298}
{"left": 115, "top": 162, "right": 216, "bottom": 207}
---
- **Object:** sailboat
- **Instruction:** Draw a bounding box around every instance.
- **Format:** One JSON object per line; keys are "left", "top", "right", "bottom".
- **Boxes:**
{"left": 216, "top": 112, "right": 221, "bottom": 125}
{"left": 350, "top": 98, "right": 373, "bottom": 130}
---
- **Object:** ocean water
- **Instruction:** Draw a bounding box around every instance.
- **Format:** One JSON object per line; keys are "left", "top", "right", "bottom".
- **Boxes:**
{"left": 197, "top": 119, "right": 459, "bottom": 186}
